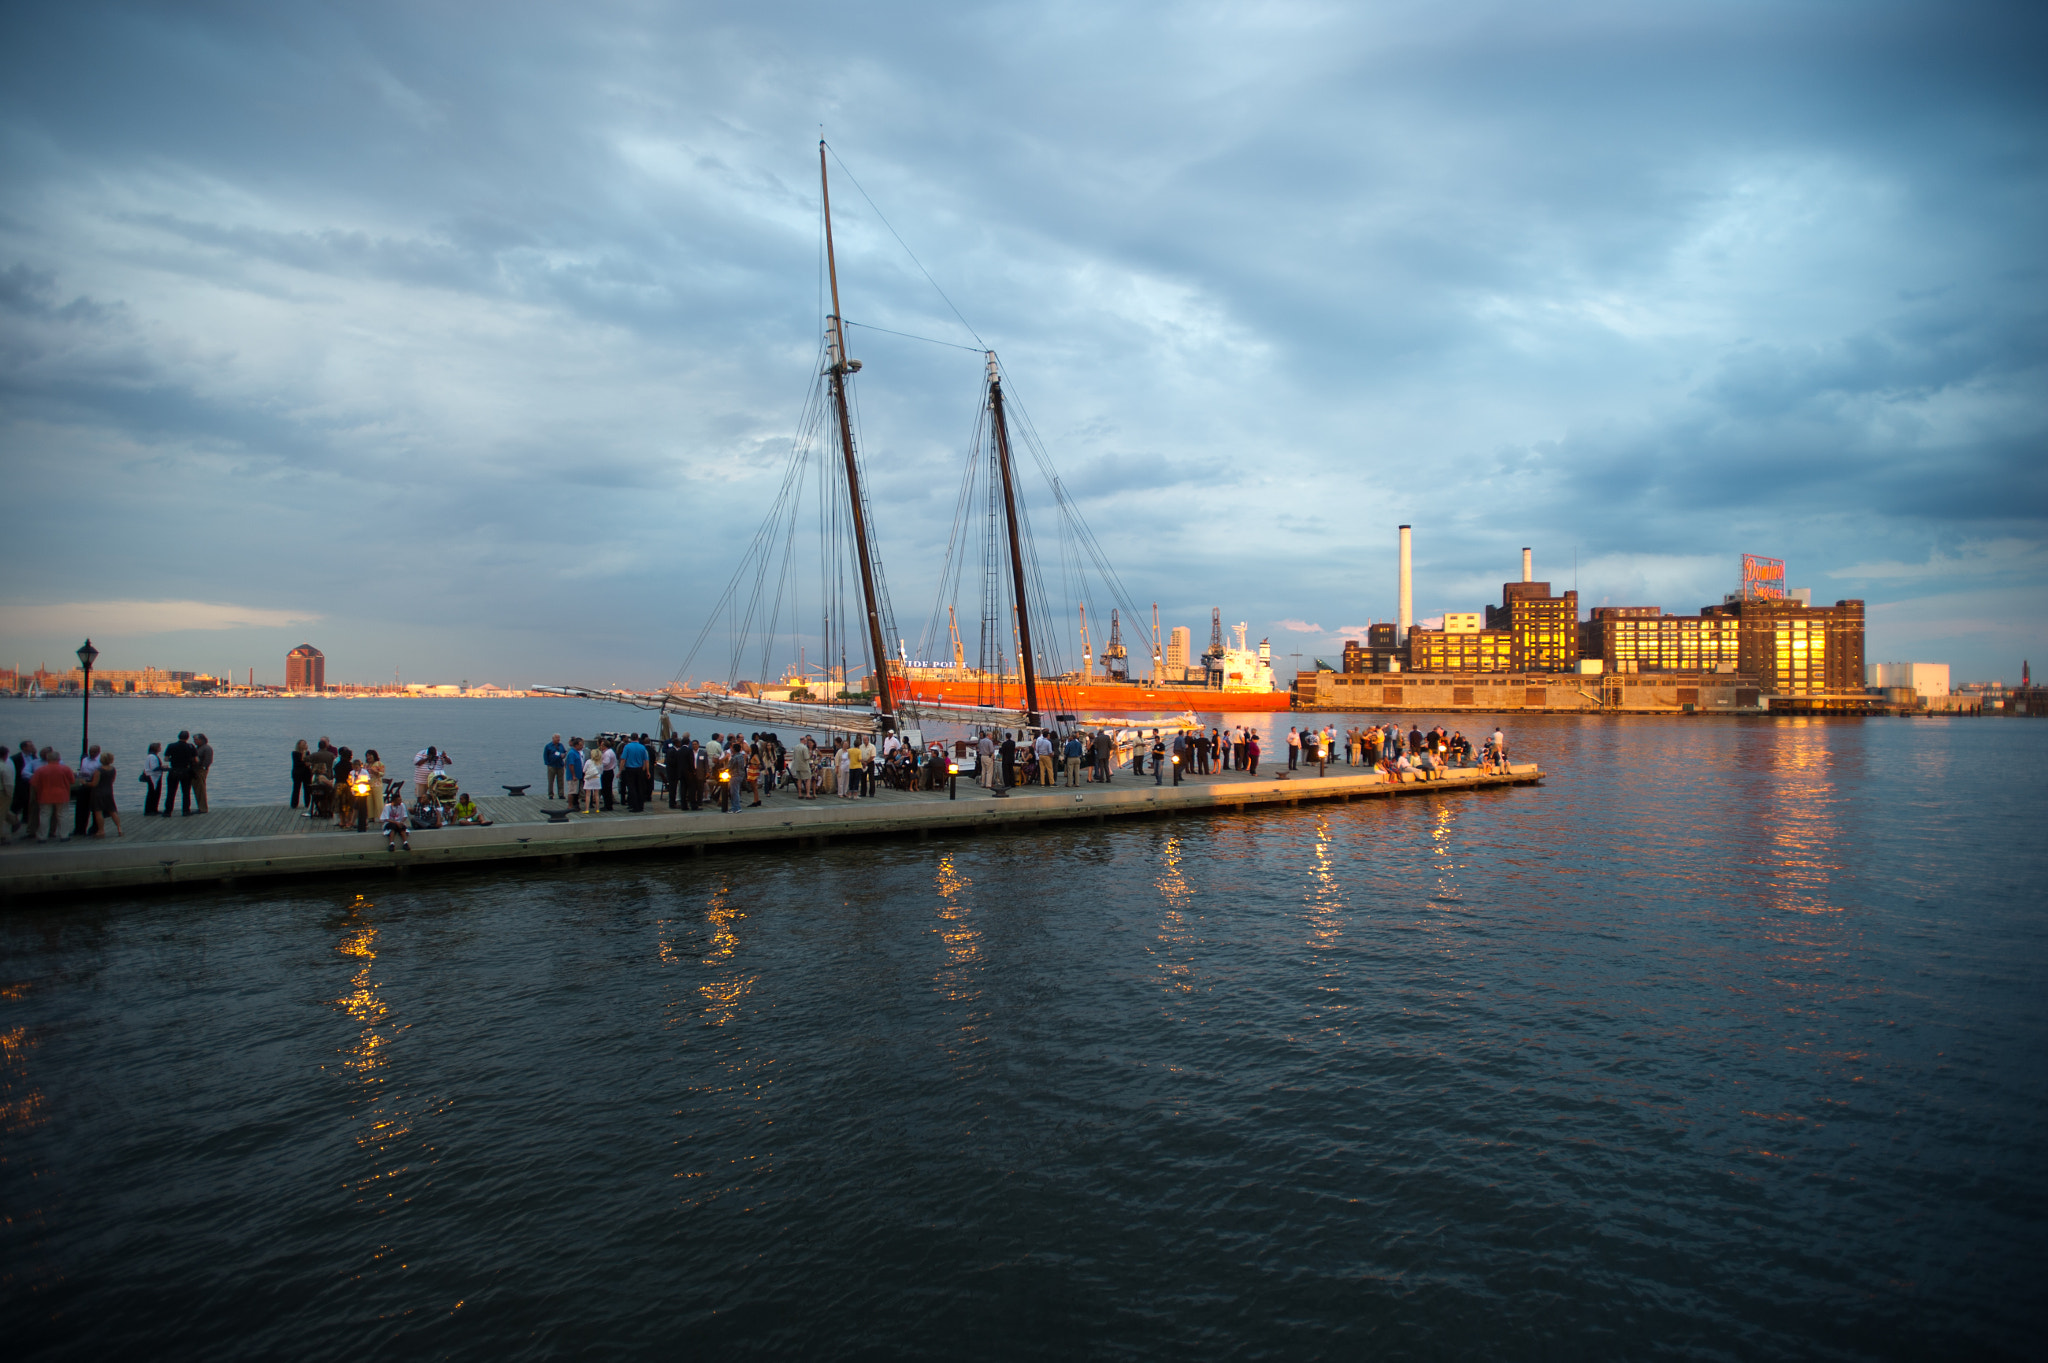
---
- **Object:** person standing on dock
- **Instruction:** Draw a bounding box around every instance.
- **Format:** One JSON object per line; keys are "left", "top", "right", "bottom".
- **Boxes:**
{"left": 582, "top": 745, "right": 606, "bottom": 813}
{"left": 1063, "top": 733, "right": 1083, "bottom": 786}
{"left": 791, "top": 737, "right": 814, "bottom": 799}
{"left": 563, "top": 740, "right": 585, "bottom": 811}
{"left": 6, "top": 740, "right": 34, "bottom": 838}
{"left": 1246, "top": 732, "right": 1261, "bottom": 775}
{"left": 1285, "top": 727, "right": 1298, "bottom": 769}
{"left": 663, "top": 735, "right": 685, "bottom": 809}
{"left": 31, "top": 747, "right": 75, "bottom": 841}
{"left": 193, "top": 735, "right": 214, "bottom": 813}
{"left": 621, "top": 735, "right": 648, "bottom": 812}
{"left": 72, "top": 745, "right": 100, "bottom": 836}
{"left": 544, "top": 735, "right": 567, "bottom": 799}
{"left": 1171, "top": 732, "right": 1186, "bottom": 785}
{"left": 413, "top": 746, "right": 442, "bottom": 805}
{"left": 163, "top": 731, "right": 198, "bottom": 816}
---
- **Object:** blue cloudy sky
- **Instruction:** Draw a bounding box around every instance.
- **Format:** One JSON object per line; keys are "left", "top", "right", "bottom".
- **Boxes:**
{"left": 1, "top": 0, "right": 2042, "bottom": 687}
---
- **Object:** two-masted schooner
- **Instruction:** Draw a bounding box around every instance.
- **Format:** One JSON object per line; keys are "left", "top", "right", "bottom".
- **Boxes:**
{"left": 543, "top": 143, "right": 1286, "bottom": 732}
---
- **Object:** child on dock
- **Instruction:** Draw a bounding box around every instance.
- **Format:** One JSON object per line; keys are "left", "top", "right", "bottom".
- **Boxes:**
{"left": 382, "top": 795, "right": 411, "bottom": 851}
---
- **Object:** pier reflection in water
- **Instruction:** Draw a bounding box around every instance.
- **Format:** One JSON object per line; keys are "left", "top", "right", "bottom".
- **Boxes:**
{"left": 1, "top": 717, "right": 2043, "bottom": 1360}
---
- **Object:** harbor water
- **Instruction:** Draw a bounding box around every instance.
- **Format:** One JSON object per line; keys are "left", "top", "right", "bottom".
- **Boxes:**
{"left": 2, "top": 709, "right": 2043, "bottom": 1359}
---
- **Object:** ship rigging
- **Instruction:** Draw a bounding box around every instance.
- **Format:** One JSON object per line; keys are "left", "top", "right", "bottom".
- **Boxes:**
{"left": 544, "top": 143, "right": 1285, "bottom": 728}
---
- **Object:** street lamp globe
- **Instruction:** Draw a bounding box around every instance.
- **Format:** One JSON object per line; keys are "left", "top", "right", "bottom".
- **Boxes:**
{"left": 77, "top": 638, "right": 99, "bottom": 671}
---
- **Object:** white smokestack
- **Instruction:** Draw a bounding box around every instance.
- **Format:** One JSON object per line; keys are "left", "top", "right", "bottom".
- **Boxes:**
{"left": 1399, "top": 524, "right": 1413, "bottom": 644}
{"left": 1522, "top": 547, "right": 1533, "bottom": 582}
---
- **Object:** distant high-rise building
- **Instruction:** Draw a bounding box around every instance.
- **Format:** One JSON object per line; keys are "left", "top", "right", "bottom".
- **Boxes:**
{"left": 1166, "top": 626, "right": 1190, "bottom": 672}
{"left": 286, "top": 643, "right": 325, "bottom": 692}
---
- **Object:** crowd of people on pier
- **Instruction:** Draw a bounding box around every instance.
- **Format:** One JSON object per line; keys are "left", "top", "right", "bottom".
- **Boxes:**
{"left": 0, "top": 718, "right": 1517, "bottom": 847}
{"left": 2, "top": 729, "right": 220, "bottom": 842}
{"left": 286, "top": 737, "right": 490, "bottom": 847}
{"left": 513, "top": 719, "right": 1516, "bottom": 815}
{"left": 1276, "top": 723, "right": 1513, "bottom": 778}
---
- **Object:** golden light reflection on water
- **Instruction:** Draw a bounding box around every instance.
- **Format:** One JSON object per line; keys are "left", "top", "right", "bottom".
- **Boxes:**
{"left": 932, "top": 854, "right": 982, "bottom": 1002}
{"left": 1305, "top": 814, "right": 1344, "bottom": 952}
{"left": 930, "top": 854, "right": 988, "bottom": 1073}
{"left": 1752, "top": 723, "right": 1848, "bottom": 916}
{"left": 335, "top": 899, "right": 393, "bottom": 1076}
{"left": 1152, "top": 834, "right": 1200, "bottom": 999}
{"left": 697, "top": 884, "right": 755, "bottom": 1027}
{"left": 329, "top": 895, "right": 427, "bottom": 1223}
{"left": 1429, "top": 804, "right": 1462, "bottom": 907}
{"left": 0, "top": 1020, "right": 44, "bottom": 1137}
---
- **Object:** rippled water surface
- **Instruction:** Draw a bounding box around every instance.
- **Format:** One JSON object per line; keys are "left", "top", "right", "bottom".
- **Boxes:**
{"left": 4, "top": 717, "right": 2045, "bottom": 1360}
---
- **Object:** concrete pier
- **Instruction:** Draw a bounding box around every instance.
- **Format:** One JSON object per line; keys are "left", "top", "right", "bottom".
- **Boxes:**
{"left": 0, "top": 761, "right": 1542, "bottom": 903}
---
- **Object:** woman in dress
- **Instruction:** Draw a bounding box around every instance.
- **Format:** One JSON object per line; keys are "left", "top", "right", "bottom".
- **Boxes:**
{"left": 363, "top": 750, "right": 387, "bottom": 825}
{"left": 582, "top": 749, "right": 604, "bottom": 813}
{"left": 90, "top": 750, "right": 123, "bottom": 837}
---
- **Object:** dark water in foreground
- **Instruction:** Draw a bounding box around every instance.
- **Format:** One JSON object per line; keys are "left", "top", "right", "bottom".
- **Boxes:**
{"left": 4, "top": 717, "right": 2045, "bottom": 1360}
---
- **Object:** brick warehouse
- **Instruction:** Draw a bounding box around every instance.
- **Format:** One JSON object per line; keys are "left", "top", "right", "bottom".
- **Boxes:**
{"left": 1302, "top": 536, "right": 1873, "bottom": 714}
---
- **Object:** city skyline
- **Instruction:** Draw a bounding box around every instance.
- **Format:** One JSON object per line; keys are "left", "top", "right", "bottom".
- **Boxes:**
{"left": 1, "top": 2, "right": 2042, "bottom": 685}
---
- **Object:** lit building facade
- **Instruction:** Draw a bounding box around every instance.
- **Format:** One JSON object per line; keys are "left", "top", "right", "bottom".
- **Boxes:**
{"left": 1714, "top": 597, "right": 1864, "bottom": 697}
{"left": 286, "top": 643, "right": 326, "bottom": 692}
{"left": 1409, "top": 628, "right": 1512, "bottom": 672}
{"left": 1508, "top": 592, "right": 1579, "bottom": 672}
{"left": 1582, "top": 608, "right": 1742, "bottom": 674}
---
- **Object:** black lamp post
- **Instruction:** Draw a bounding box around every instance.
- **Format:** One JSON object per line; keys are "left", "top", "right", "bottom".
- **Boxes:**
{"left": 76, "top": 638, "right": 98, "bottom": 761}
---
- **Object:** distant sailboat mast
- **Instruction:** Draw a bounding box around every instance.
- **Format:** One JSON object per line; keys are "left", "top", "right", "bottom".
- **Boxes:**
{"left": 820, "top": 140, "right": 897, "bottom": 729}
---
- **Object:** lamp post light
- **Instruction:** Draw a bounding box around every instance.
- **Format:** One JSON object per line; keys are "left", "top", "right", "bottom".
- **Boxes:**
{"left": 76, "top": 638, "right": 99, "bottom": 761}
{"left": 948, "top": 760, "right": 959, "bottom": 800}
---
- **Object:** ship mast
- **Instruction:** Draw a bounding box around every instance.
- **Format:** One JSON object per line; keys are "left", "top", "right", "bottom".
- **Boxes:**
{"left": 820, "top": 142, "right": 895, "bottom": 728}
{"left": 986, "top": 352, "right": 1040, "bottom": 725}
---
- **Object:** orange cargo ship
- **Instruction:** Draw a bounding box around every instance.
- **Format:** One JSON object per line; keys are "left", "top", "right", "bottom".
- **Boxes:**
{"left": 895, "top": 675, "right": 1292, "bottom": 715}
{"left": 886, "top": 623, "right": 1292, "bottom": 716}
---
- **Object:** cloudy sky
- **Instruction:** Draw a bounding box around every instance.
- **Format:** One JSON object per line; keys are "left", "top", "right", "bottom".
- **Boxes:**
{"left": 2, "top": 0, "right": 2042, "bottom": 687}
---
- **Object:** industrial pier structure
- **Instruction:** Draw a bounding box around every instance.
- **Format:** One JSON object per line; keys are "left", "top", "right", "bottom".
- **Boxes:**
{"left": 1299, "top": 533, "right": 1877, "bottom": 715}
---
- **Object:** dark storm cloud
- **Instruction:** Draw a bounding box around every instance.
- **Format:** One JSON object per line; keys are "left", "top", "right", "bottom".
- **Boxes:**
{"left": 1, "top": 0, "right": 2043, "bottom": 683}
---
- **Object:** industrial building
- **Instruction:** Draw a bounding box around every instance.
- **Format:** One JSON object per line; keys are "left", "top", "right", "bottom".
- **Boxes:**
{"left": 1867, "top": 661, "right": 1949, "bottom": 699}
{"left": 1313, "top": 532, "right": 1874, "bottom": 714}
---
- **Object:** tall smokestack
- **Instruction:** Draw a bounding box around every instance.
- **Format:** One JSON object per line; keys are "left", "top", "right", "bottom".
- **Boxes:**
{"left": 1521, "top": 547, "right": 1533, "bottom": 582}
{"left": 1399, "top": 525, "right": 1413, "bottom": 644}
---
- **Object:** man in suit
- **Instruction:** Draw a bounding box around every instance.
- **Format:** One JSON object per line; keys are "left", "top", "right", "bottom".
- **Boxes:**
{"left": 663, "top": 735, "right": 685, "bottom": 809}
{"left": 163, "top": 731, "right": 198, "bottom": 816}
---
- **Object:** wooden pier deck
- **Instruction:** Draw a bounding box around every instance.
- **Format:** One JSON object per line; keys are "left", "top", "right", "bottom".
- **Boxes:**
{"left": 0, "top": 761, "right": 1543, "bottom": 902}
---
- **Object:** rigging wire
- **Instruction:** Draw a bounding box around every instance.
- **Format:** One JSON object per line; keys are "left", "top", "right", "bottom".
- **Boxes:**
{"left": 842, "top": 319, "right": 984, "bottom": 353}
{"left": 824, "top": 143, "right": 986, "bottom": 351}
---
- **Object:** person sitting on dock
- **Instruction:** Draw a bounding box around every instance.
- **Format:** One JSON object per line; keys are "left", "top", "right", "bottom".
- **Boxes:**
{"left": 382, "top": 794, "right": 411, "bottom": 851}
{"left": 451, "top": 792, "right": 491, "bottom": 826}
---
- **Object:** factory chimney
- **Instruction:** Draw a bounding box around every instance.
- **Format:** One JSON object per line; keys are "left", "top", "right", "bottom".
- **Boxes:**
{"left": 1521, "top": 547, "right": 1533, "bottom": 582}
{"left": 1398, "top": 525, "right": 1414, "bottom": 644}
